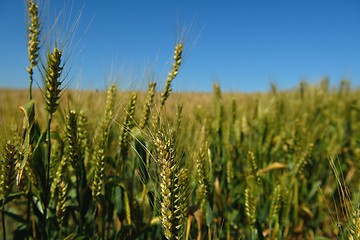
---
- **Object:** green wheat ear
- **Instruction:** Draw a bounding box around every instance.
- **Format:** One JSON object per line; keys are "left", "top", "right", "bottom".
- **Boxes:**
{"left": 175, "top": 103, "right": 183, "bottom": 133}
{"left": 92, "top": 85, "right": 116, "bottom": 200}
{"left": 269, "top": 184, "right": 281, "bottom": 225}
{"left": 245, "top": 187, "right": 256, "bottom": 226}
{"left": 119, "top": 91, "right": 137, "bottom": 157}
{"left": 92, "top": 148, "right": 105, "bottom": 200}
{"left": 247, "top": 151, "right": 261, "bottom": 185}
{"left": 65, "top": 110, "right": 79, "bottom": 171}
{"left": 51, "top": 155, "right": 68, "bottom": 200}
{"left": 0, "top": 141, "right": 18, "bottom": 200}
{"left": 213, "top": 82, "right": 223, "bottom": 135}
{"left": 94, "top": 83, "right": 116, "bottom": 147}
{"left": 295, "top": 143, "right": 313, "bottom": 177}
{"left": 196, "top": 125, "right": 211, "bottom": 203}
{"left": 280, "top": 187, "right": 290, "bottom": 227}
{"left": 56, "top": 180, "right": 68, "bottom": 228}
{"left": 44, "top": 48, "right": 63, "bottom": 115}
{"left": 140, "top": 81, "right": 156, "bottom": 129}
{"left": 77, "top": 110, "right": 90, "bottom": 164}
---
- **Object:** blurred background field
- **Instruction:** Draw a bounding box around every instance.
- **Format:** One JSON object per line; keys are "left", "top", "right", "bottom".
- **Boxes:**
{"left": 1, "top": 79, "right": 360, "bottom": 239}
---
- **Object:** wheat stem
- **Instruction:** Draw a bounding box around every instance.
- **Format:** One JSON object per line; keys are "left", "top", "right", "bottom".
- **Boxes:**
{"left": 2, "top": 201, "right": 5, "bottom": 240}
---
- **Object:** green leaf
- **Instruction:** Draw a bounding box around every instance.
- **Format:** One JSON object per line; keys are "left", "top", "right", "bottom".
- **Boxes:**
{"left": 114, "top": 186, "right": 123, "bottom": 217}
{"left": 313, "top": 236, "right": 331, "bottom": 240}
{"left": 63, "top": 233, "right": 87, "bottom": 240}
{"left": 21, "top": 100, "right": 35, "bottom": 128}
{"left": 4, "top": 192, "right": 24, "bottom": 204}
{"left": 32, "top": 134, "right": 47, "bottom": 199}
{"left": 134, "top": 128, "right": 149, "bottom": 184}
{"left": 227, "top": 209, "right": 239, "bottom": 223}
{"left": 307, "top": 180, "right": 322, "bottom": 200}
{"left": 205, "top": 201, "right": 213, "bottom": 227}
{"left": 114, "top": 184, "right": 132, "bottom": 224}
{"left": 256, "top": 219, "right": 265, "bottom": 240}
{"left": 17, "top": 100, "right": 36, "bottom": 185}
{"left": 4, "top": 210, "right": 27, "bottom": 224}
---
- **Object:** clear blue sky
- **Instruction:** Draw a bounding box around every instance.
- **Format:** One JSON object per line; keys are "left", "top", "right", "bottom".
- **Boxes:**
{"left": 0, "top": 0, "right": 359, "bottom": 92}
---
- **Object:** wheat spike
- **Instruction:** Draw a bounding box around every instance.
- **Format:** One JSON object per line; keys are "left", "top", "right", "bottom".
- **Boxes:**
{"left": 27, "top": 0, "right": 40, "bottom": 100}
{"left": 160, "top": 43, "right": 183, "bottom": 108}
{"left": 92, "top": 148, "right": 105, "bottom": 200}
{"left": 269, "top": 184, "right": 281, "bottom": 225}
{"left": 295, "top": 143, "right": 313, "bottom": 177}
{"left": 66, "top": 110, "right": 79, "bottom": 170}
{"left": 0, "top": 141, "right": 18, "bottom": 200}
{"left": 44, "top": 48, "right": 63, "bottom": 115}
{"left": 247, "top": 151, "right": 261, "bottom": 185}
{"left": 245, "top": 187, "right": 256, "bottom": 226}
{"left": 56, "top": 180, "right": 68, "bottom": 227}
{"left": 119, "top": 92, "right": 137, "bottom": 156}
{"left": 140, "top": 81, "right": 156, "bottom": 129}
{"left": 196, "top": 125, "right": 211, "bottom": 203}
{"left": 92, "top": 85, "right": 116, "bottom": 200}
{"left": 154, "top": 131, "right": 188, "bottom": 240}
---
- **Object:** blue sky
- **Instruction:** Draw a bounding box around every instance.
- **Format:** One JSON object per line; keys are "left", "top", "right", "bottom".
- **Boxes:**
{"left": 0, "top": 1, "right": 359, "bottom": 92}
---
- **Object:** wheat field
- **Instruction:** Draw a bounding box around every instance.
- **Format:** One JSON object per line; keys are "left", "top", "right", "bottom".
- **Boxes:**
{"left": 0, "top": 0, "right": 360, "bottom": 239}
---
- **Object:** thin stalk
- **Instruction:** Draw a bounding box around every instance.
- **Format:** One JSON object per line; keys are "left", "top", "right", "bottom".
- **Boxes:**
{"left": 2, "top": 201, "right": 6, "bottom": 240}
{"left": 46, "top": 114, "right": 52, "bottom": 188}
{"left": 26, "top": 184, "right": 32, "bottom": 240}
{"left": 44, "top": 113, "right": 52, "bottom": 239}
{"left": 92, "top": 204, "right": 98, "bottom": 236}
{"left": 75, "top": 173, "right": 83, "bottom": 233}
{"left": 29, "top": 74, "right": 33, "bottom": 100}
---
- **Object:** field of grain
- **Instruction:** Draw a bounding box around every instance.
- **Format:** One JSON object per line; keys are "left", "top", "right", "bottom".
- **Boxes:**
{"left": 1, "top": 0, "right": 360, "bottom": 239}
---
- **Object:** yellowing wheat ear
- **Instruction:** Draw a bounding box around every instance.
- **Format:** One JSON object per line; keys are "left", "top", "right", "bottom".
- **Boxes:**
{"left": 160, "top": 43, "right": 183, "bottom": 108}
{"left": 154, "top": 131, "right": 188, "bottom": 240}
